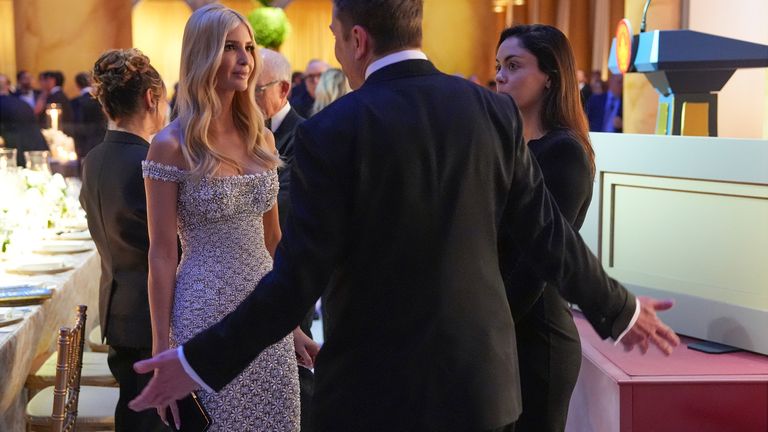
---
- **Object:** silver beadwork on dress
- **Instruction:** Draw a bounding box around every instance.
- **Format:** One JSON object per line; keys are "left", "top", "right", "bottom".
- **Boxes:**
{"left": 142, "top": 160, "right": 300, "bottom": 431}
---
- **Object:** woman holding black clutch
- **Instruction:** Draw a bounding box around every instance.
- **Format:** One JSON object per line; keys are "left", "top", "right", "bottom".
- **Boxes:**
{"left": 495, "top": 24, "right": 595, "bottom": 432}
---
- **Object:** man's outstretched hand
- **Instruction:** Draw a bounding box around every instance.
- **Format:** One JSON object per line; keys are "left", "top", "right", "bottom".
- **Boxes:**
{"left": 128, "top": 348, "right": 200, "bottom": 413}
{"left": 620, "top": 296, "right": 680, "bottom": 355}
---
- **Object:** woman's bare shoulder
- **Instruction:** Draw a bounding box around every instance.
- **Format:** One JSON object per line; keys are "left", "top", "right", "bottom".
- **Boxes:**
{"left": 148, "top": 120, "right": 186, "bottom": 168}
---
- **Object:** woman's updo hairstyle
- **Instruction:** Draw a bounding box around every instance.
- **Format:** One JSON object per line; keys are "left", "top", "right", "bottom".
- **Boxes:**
{"left": 92, "top": 48, "right": 164, "bottom": 120}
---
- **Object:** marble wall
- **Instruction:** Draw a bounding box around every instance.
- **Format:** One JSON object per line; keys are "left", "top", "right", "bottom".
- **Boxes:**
{"left": 0, "top": 0, "right": 15, "bottom": 79}
{"left": 12, "top": 0, "right": 132, "bottom": 98}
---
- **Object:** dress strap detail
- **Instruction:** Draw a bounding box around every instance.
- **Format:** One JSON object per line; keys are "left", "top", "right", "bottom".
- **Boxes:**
{"left": 142, "top": 160, "right": 187, "bottom": 183}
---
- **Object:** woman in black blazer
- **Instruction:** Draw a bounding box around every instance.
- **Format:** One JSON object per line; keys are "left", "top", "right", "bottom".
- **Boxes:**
{"left": 80, "top": 48, "right": 170, "bottom": 432}
{"left": 495, "top": 24, "right": 596, "bottom": 432}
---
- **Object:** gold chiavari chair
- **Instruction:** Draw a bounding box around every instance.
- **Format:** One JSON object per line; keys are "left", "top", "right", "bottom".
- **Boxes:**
{"left": 26, "top": 305, "right": 118, "bottom": 431}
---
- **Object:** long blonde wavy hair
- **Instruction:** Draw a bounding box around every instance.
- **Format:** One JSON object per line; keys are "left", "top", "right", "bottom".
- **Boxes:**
{"left": 176, "top": 4, "right": 279, "bottom": 180}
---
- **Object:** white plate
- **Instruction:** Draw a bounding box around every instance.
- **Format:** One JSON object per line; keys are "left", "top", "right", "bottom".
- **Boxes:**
{"left": 6, "top": 261, "right": 74, "bottom": 275}
{"left": 56, "top": 230, "right": 91, "bottom": 241}
{"left": 34, "top": 241, "right": 93, "bottom": 255}
{"left": 59, "top": 220, "right": 88, "bottom": 231}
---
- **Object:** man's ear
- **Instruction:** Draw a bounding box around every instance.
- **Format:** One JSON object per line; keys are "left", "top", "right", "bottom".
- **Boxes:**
{"left": 352, "top": 25, "right": 371, "bottom": 61}
{"left": 279, "top": 81, "right": 291, "bottom": 99}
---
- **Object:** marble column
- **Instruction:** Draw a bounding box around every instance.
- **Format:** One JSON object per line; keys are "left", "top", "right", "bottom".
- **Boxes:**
{"left": 13, "top": 0, "right": 133, "bottom": 98}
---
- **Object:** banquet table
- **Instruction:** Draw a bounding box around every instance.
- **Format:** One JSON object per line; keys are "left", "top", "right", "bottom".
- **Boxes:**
{"left": 0, "top": 248, "right": 101, "bottom": 431}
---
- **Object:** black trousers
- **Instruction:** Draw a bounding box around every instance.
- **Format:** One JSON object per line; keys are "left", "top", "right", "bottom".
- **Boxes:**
{"left": 107, "top": 346, "right": 171, "bottom": 432}
{"left": 515, "top": 288, "right": 581, "bottom": 432}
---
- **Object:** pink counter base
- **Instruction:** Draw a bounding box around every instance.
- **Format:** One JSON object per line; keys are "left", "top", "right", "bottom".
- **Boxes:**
{"left": 574, "top": 313, "right": 768, "bottom": 377}
{"left": 566, "top": 313, "right": 768, "bottom": 432}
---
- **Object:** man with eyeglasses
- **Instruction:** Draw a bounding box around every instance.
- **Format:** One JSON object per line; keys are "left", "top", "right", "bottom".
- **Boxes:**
{"left": 289, "top": 59, "right": 330, "bottom": 118}
{"left": 255, "top": 48, "right": 318, "bottom": 432}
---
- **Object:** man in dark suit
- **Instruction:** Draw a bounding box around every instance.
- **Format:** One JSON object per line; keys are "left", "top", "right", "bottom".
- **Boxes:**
{"left": 80, "top": 129, "right": 169, "bottom": 432}
{"left": 0, "top": 93, "right": 48, "bottom": 167}
{"left": 71, "top": 72, "right": 107, "bottom": 160}
{"left": 130, "top": 1, "right": 678, "bottom": 430}
{"left": 35, "top": 71, "right": 74, "bottom": 136}
{"left": 289, "top": 59, "right": 329, "bottom": 118}
{"left": 255, "top": 47, "right": 317, "bottom": 432}
{"left": 12, "top": 70, "right": 40, "bottom": 109}
{"left": 586, "top": 73, "right": 623, "bottom": 132}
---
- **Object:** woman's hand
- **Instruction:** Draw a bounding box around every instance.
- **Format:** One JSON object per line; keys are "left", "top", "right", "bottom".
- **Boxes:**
{"left": 292, "top": 327, "right": 320, "bottom": 368}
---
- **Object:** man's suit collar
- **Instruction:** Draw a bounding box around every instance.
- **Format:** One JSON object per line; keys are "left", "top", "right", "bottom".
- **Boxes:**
{"left": 103, "top": 129, "right": 150, "bottom": 148}
{"left": 363, "top": 59, "right": 440, "bottom": 87}
{"left": 274, "top": 107, "right": 304, "bottom": 152}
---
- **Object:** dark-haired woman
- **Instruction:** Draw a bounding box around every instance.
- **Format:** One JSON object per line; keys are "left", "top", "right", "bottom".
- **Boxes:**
{"left": 79, "top": 48, "right": 170, "bottom": 431}
{"left": 495, "top": 24, "right": 595, "bottom": 432}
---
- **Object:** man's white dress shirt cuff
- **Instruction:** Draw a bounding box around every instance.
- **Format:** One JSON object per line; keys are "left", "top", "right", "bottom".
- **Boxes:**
{"left": 177, "top": 346, "right": 215, "bottom": 393}
{"left": 614, "top": 297, "right": 641, "bottom": 344}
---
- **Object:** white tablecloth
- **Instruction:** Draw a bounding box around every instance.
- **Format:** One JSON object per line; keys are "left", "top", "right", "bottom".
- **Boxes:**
{"left": 0, "top": 249, "right": 100, "bottom": 431}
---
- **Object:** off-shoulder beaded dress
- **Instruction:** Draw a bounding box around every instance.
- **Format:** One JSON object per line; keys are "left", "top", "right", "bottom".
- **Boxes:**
{"left": 142, "top": 160, "right": 300, "bottom": 431}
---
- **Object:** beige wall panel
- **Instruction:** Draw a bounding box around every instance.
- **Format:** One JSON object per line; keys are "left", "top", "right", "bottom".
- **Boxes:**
{"left": 601, "top": 173, "right": 768, "bottom": 310}
{"left": 132, "top": 1, "right": 190, "bottom": 93}
{"left": 13, "top": 0, "right": 132, "bottom": 98}
{"left": 281, "top": 0, "right": 340, "bottom": 72}
{"left": 686, "top": 0, "right": 768, "bottom": 139}
{"left": 423, "top": 0, "right": 496, "bottom": 82}
{"left": 568, "top": 0, "right": 592, "bottom": 74}
{"left": 765, "top": 70, "right": 768, "bottom": 139}
{"left": 0, "top": 0, "right": 15, "bottom": 79}
{"left": 220, "top": 0, "right": 254, "bottom": 16}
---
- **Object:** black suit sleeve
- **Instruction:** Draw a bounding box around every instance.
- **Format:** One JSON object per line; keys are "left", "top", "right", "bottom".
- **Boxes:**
{"left": 184, "top": 121, "right": 350, "bottom": 391}
{"left": 498, "top": 105, "right": 635, "bottom": 339}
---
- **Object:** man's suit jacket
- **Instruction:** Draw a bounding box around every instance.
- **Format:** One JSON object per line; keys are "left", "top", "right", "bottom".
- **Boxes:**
{"left": 289, "top": 86, "right": 315, "bottom": 119}
{"left": 273, "top": 106, "right": 304, "bottom": 230}
{"left": 273, "top": 106, "right": 315, "bottom": 336}
{"left": 585, "top": 92, "right": 623, "bottom": 132}
{"left": 12, "top": 89, "right": 41, "bottom": 108}
{"left": 72, "top": 93, "right": 107, "bottom": 159}
{"left": 184, "top": 60, "right": 636, "bottom": 431}
{"left": 0, "top": 95, "right": 48, "bottom": 166}
{"left": 79, "top": 130, "right": 153, "bottom": 348}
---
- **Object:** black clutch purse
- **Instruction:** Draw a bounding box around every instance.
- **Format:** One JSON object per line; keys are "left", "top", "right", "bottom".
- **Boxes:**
{"left": 167, "top": 392, "right": 211, "bottom": 432}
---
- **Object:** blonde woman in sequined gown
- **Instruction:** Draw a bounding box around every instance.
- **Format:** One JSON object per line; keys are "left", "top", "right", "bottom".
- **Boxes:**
{"left": 142, "top": 5, "right": 316, "bottom": 431}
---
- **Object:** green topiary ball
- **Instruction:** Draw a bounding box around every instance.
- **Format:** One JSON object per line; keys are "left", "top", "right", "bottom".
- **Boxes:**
{"left": 248, "top": 6, "right": 291, "bottom": 50}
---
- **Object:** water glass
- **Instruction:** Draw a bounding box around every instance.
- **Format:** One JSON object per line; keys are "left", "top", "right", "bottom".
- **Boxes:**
{"left": 0, "top": 148, "right": 17, "bottom": 170}
{"left": 24, "top": 150, "right": 51, "bottom": 173}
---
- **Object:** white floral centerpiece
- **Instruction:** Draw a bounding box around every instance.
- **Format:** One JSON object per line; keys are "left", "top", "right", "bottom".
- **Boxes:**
{"left": 0, "top": 169, "right": 81, "bottom": 257}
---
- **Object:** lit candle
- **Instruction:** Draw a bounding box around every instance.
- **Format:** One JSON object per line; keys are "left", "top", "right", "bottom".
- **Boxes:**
{"left": 46, "top": 103, "right": 61, "bottom": 131}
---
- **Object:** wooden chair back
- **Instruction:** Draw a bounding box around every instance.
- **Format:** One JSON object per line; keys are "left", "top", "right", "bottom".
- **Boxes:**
{"left": 50, "top": 305, "right": 87, "bottom": 432}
